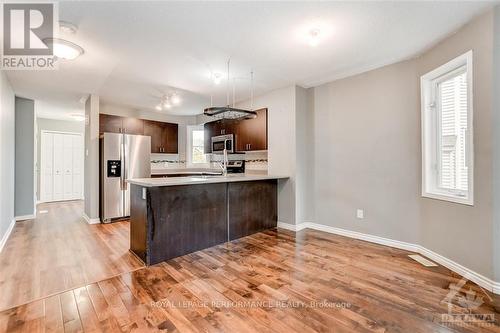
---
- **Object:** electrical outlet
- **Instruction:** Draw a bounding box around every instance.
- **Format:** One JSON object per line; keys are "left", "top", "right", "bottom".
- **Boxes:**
{"left": 356, "top": 209, "right": 364, "bottom": 219}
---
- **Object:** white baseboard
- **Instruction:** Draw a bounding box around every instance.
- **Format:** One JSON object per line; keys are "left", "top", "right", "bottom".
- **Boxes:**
{"left": 15, "top": 214, "right": 36, "bottom": 221}
{"left": 0, "top": 219, "right": 16, "bottom": 253}
{"left": 82, "top": 213, "right": 101, "bottom": 225}
{"left": 277, "top": 221, "right": 500, "bottom": 295}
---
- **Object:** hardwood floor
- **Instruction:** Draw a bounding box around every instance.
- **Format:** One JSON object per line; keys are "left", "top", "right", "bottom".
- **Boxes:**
{"left": 1, "top": 227, "right": 499, "bottom": 332}
{"left": 0, "top": 201, "right": 143, "bottom": 312}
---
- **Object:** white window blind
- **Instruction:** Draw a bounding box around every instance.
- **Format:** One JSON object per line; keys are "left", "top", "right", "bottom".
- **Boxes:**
{"left": 421, "top": 51, "right": 473, "bottom": 205}
{"left": 438, "top": 69, "right": 468, "bottom": 192}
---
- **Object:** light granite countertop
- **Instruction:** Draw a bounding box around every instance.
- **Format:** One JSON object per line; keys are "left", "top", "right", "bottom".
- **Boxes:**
{"left": 127, "top": 174, "right": 288, "bottom": 187}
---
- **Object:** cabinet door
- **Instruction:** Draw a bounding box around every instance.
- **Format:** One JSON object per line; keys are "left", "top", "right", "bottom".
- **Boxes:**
{"left": 122, "top": 117, "right": 144, "bottom": 135}
{"left": 143, "top": 120, "right": 163, "bottom": 153}
{"left": 99, "top": 114, "right": 123, "bottom": 133}
{"left": 247, "top": 108, "right": 267, "bottom": 151}
{"left": 235, "top": 108, "right": 267, "bottom": 151}
{"left": 204, "top": 121, "right": 216, "bottom": 154}
{"left": 163, "top": 123, "right": 178, "bottom": 153}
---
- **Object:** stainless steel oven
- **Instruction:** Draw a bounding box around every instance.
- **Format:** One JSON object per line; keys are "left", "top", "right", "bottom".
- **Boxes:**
{"left": 211, "top": 134, "right": 234, "bottom": 154}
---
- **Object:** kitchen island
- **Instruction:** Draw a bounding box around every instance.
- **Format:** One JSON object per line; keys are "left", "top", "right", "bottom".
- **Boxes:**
{"left": 127, "top": 174, "right": 288, "bottom": 265}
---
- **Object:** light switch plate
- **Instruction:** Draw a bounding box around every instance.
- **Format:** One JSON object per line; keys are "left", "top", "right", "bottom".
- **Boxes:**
{"left": 356, "top": 209, "right": 364, "bottom": 219}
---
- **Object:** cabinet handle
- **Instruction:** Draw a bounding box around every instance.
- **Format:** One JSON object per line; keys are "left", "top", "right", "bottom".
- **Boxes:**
{"left": 249, "top": 144, "right": 251, "bottom": 150}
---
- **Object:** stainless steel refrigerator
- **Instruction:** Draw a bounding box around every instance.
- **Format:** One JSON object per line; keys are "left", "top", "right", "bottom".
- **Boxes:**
{"left": 100, "top": 132, "right": 151, "bottom": 223}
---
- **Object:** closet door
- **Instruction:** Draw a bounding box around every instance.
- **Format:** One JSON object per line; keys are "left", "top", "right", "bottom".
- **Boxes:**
{"left": 53, "top": 133, "right": 64, "bottom": 201}
{"left": 63, "top": 135, "right": 74, "bottom": 200}
{"left": 41, "top": 132, "right": 54, "bottom": 202}
{"left": 72, "top": 135, "right": 83, "bottom": 199}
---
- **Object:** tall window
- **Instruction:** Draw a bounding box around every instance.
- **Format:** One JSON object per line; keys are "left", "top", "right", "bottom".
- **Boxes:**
{"left": 187, "top": 125, "right": 208, "bottom": 166}
{"left": 421, "top": 51, "right": 473, "bottom": 205}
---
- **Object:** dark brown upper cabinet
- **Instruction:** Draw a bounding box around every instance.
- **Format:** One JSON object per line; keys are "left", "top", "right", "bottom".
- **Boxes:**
{"left": 203, "top": 108, "right": 268, "bottom": 153}
{"left": 99, "top": 114, "right": 144, "bottom": 135}
{"left": 122, "top": 117, "right": 144, "bottom": 135}
{"left": 100, "top": 114, "right": 178, "bottom": 154}
{"left": 143, "top": 120, "right": 178, "bottom": 154}
{"left": 163, "top": 122, "right": 179, "bottom": 153}
{"left": 234, "top": 108, "right": 267, "bottom": 152}
{"left": 99, "top": 114, "right": 123, "bottom": 133}
{"left": 204, "top": 121, "right": 216, "bottom": 154}
{"left": 143, "top": 120, "right": 164, "bottom": 153}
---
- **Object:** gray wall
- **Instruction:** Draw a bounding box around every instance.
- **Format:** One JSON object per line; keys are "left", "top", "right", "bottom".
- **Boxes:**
{"left": 36, "top": 118, "right": 84, "bottom": 201}
{"left": 295, "top": 86, "right": 315, "bottom": 224}
{"left": 311, "top": 9, "right": 496, "bottom": 279}
{"left": 313, "top": 59, "right": 421, "bottom": 245}
{"left": 15, "top": 97, "right": 36, "bottom": 217}
{"left": 493, "top": 5, "right": 500, "bottom": 283}
{"left": 0, "top": 71, "right": 15, "bottom": 243}
{"left": 84, "top": 95, "right": 100, "bottom": 220}
{"left": 417, "top": 10, "right": 494, "bottom": 279}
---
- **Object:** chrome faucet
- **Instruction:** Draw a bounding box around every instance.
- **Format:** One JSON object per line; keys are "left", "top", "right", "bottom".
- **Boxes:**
{"left": 218, "top": 139, "right": 229, "bottom": 176}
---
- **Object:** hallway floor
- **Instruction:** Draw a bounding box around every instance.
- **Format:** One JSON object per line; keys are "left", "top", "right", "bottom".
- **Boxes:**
{"left": 0, "top": 201, "right": 143, "bottom": 311}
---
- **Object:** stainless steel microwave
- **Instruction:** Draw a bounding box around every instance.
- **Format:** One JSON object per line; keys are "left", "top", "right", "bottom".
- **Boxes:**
{"left": 211, "top": 134, "right": 234, "bottom": 154}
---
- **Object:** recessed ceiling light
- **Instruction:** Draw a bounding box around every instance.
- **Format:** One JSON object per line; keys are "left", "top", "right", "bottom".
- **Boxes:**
{"left": 59, "top": 21, "right": 78, "bottom": 34}
{"left": 213, "top": 73, "right": 222, "bottom": 85}
{"left": 297, "top": 21, "right": 333, "bottom": 47}
{"left": 43, "top": 38, "right": 84, "bottom": 60}
{"left": 171, "top": 93, "right": 181, "bottom": 105}
{"left": 308, "top": 28, "right": 321, "bottom": 47}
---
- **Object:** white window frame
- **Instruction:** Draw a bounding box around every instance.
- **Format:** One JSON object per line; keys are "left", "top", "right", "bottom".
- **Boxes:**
{"left": 420, "top": 50, "right": 474, "bottom": 206}
{"left": 186, "top": 125, "right": 209, "bottom": 168}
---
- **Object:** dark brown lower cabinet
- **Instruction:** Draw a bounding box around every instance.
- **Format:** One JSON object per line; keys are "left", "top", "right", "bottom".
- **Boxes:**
{"left": 130, "top": 180, "right": 278, "bottom": 265}
{"left": 228, "top": 180, "right": 277, "bottom": 240}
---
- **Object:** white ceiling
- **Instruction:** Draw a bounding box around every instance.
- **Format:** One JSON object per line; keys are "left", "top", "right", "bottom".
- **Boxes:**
{"left": 5, "top": 1, "right": 496, "bottom": 118}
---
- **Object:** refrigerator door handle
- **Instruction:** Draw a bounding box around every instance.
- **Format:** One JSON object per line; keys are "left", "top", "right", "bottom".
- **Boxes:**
{"left": 123, "top": 141, "right": 128, "bottom": 191}
{"left": 120, "top": 142, "right": 125, "bottom": 191}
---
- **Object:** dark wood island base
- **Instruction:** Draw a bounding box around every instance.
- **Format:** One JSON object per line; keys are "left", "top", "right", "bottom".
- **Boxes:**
{"left": 130, "top": 180, "right": 278, "bottom": 265}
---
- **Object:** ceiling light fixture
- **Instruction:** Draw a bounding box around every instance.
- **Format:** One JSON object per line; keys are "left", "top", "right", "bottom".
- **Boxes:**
{"left": 162, "top": 98, "right": 172, "bottom": 110}
{"left": 155, "top": 92, "right": 181, "bottom": 111}
{"left": 43, "top": 38, "right": 84, "bottom": 60}
{"left": 213, "top": 72, "right": 222, "bottom": 85}
{"left": 308, "top": 28, "right": 321, "bottom": 47}
{"left": 171, "top": 93, "right": 181, "bottom": 105}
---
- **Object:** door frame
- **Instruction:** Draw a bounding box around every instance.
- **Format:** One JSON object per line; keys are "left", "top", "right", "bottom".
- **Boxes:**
{"left": 40, "top": 130, "right": 84, "bottom": 203}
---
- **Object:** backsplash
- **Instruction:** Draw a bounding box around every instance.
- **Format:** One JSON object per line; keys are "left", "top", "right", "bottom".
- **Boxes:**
{"left": 210, "top": 151, "right": 268, "bottom": 171}
{"left": 151, "top": 154, "right": 185, "bottom": 169}
{"left": 150, "top": 151, "right": 268, "bottom": 171}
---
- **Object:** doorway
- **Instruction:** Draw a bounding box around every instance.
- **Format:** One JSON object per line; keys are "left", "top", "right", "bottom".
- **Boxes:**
{"left": 40, "top": 131, "right": 84, "bottom": 202}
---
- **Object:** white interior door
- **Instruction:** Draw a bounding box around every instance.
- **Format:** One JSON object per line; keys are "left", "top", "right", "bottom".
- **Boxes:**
{"left": 53, "top": 133, "right": 64, "bottom": 201}
{"left": 63, "top": 135, "right": 74, "bottom": 200}
{"left": 41, "top": 132, "right": 54, "bottom": 202}
{"left": 72, "top": 135, "right": 83, "bottom": 199}
{"left": 41, "top": 131, "right": 84, "bottom": 203}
